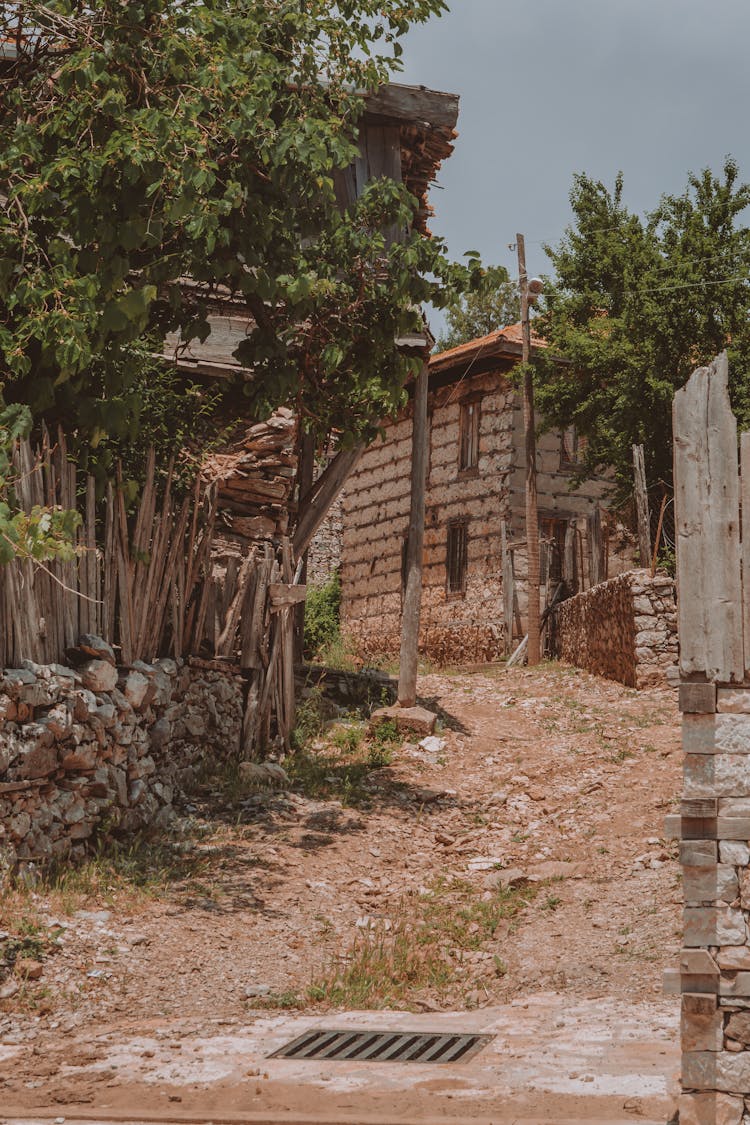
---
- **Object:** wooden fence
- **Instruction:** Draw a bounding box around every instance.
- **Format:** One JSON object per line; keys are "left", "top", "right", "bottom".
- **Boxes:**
{"left": 0, "top": 431, "right": 302, "bottom": 752}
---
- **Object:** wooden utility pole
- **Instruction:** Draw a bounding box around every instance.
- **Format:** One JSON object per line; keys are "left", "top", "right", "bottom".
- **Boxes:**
{"left": 517, "top": 233, "right": 541, "bottom": 665}
{"left": 632, "top": 443, "right": 651, "bottom": 567}
{"left": 398, "top": 357, "right": 429, "bottom": 707}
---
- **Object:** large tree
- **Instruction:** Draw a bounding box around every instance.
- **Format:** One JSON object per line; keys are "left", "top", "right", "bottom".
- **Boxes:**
{"left": 435, "top": 264, "right": 519, "bottom": 352}
{"left": 534, "top": 159, "right": 750, "bottom": 499}
{"left": 0, "top": 0, "right": 480, "bottom": 463}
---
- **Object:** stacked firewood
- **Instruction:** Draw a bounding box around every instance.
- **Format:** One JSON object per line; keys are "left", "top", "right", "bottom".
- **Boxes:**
{"left": 203, "top": 408, "right": 297, "bottom": 544}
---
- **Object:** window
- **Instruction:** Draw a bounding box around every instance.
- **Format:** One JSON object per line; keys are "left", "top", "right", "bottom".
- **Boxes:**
{"left": 459, "top": 399, "right": 481, "bottom": 473}
{"left": 446, "top": 520, "right": 468, "bottom": 595}
{"left": 560, "top": 425, "right": 586, "bottom": 468}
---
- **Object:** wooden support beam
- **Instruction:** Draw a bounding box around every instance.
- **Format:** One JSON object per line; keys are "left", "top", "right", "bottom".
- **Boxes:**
{"left": 517, "top": 233, "right": 541, "bottom": 665}
{"left": 398, "top": 359, "right": 429, "bottom": 707}
{"left": 632, "top": 443, "right": 651, "bottom": 567}
{"left": 292, "top": 444, "right": 364, "bottom": 559}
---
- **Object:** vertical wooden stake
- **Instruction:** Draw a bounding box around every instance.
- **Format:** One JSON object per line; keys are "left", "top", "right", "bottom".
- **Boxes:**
{"left": 398, "top": 358, "right": 429, "bottom": 707}
{"left": 632, "top": 443, "right": 651, "bottom": 567}
{"left": 517, "top": 233, "right": 541, "bottom": 665}
{"left": 294, "top": 430, "right": 316, "bottom": 664}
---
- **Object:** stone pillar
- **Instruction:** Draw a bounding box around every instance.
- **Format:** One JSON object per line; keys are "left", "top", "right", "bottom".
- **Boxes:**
{"left": 668, "top": 681, "right": 750, "bottom": 1125}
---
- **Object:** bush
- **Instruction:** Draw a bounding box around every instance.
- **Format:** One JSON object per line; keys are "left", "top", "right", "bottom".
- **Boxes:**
{"left": 304, "top": 570, "right": 342, "bottom": 660}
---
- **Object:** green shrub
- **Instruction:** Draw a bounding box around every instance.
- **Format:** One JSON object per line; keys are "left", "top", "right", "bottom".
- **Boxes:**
{"left": 304, "top": 570, "right": 342, "bottom": 660}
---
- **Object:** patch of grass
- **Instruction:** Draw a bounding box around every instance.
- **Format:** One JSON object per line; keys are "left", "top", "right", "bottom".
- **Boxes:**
{"left": 300, "top": 877, "right": 542, "bottom": 1009}
{"left": 287, "top": 712, "right": 403, "bottom": 806}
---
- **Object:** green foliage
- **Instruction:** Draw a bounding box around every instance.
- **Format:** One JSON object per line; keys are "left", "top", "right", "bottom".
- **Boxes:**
{"left": 0, "top": 0, "right": 479, "bottom": 452}
{"left": 436, "top": 264, "right": 520, "bottom": 351}
{"left": 0, "top": 397, "right": 80, "bottom": 563}
{"left": 304, "top": 570, "right": 342, "bottom": 661}
{"left": 535, "top": 159, "right": 750, "bottom": 499}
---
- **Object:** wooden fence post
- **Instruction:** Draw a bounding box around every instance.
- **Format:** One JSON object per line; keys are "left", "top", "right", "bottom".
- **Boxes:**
{"left": 398, "top": 359, "right": 429, "bottom": 707}
{"left": 632, "top": 442, "right": 651, "bottom": 567}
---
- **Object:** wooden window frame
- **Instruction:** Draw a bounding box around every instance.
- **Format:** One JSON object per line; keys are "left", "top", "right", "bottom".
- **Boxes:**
{"left": 446, "top": 518, "right": 469, "bottom": 597}
{"left": 458, "top": 396, "right": 481, "bottom": 477}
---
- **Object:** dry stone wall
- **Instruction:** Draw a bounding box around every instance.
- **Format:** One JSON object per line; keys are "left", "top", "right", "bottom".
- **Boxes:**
{"left": 0, "top": 642, "right": 244, "bottom": 880}
{"left": 554, "top": 568, "right": 677, "bottom": 689}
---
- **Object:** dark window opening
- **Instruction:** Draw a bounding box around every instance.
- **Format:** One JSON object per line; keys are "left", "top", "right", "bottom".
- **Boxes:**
{"left": 459, "top": 399, "right": 481, "bottom": 473}
{"left": 560, "top": 425, "right": 586, "bottom": 469}
{"left": 446, "top": 520, "right": 468, "bottom": 595}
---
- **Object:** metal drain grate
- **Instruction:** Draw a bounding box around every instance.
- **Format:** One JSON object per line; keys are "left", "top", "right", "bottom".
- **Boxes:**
{"left": 270, "top": 1029, "right": 492, "bottom": 1064}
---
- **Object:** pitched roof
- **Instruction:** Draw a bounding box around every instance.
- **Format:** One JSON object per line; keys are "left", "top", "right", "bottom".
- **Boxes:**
{"left": 429, "top": 322, "right": 547, "bottom": 375}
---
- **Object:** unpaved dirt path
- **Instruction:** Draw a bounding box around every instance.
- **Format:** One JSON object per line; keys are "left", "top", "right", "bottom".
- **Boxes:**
{"left": 0, "top": 663, "right": 682, "bottom": 1122}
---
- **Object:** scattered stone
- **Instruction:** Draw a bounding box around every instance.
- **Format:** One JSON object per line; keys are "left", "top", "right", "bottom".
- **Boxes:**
{"left": 0, "top": 979, "right": 19, "bottom": 999}
{"left": 244, "top": 984, "right": 272, "bottom": 998}
{"left": 77, "top": 635, "right": 116, "bottom": 666}
{"left": 78, "top": 660, "right": 118, "bottom": 694}
{"left": 370, "top": 704, "right": 436, "bottom": 736}
{"left": 15, "top": 959, "right": 43, "bottom": 981}
{"left": 419, "top": 735, "right": 445, "bottom": 754}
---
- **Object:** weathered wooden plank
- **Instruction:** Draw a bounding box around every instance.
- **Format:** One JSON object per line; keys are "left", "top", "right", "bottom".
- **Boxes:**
{"left": 269, "top": 583, "right": 308, "bottom": 608}
{"left": 632, "top": 443, "right": 651, "bottom": 566}
{"left": 500, "top": 520, "right": 515, "bottom": 654}
{"left": 364, "top": 83, "right": 460, "bottom": 130}
{"left": 741, "top": 431, "right": 750, "bottom": 677}
{"left": 673, "top": 352, "right": 744, "bottom": 682}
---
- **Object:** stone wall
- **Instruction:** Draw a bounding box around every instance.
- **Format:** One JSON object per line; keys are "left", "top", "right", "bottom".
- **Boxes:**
{"left": 307, "top": 488, "right": 343, "bottom": 587}
{"left": 0, "top": 643, "right": 244, "bottom": 877}
{"left": 665, "top": 684, "right": 750, "bottom": 1125}
{"left": 553, "top": 568, "right": 677, "bottom": 689}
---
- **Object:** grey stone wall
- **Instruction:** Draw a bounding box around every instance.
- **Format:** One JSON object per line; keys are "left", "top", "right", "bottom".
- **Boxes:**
{"left": 0, "top": 648, "right": 244, "bottom": 879}
{"left": 554, "top": 568, "right": 678, "bottom": 689}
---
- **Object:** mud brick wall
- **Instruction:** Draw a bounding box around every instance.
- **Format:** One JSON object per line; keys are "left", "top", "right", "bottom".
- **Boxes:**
{"left": 341, "top": 371, "right": 516, "bottom": 664}
{"left": 665, "top": 684, "right": 750, "bottom": 1125}
{"left": 554, "top": 569, "right": 677, "bottom": 689}
{"left": 0, "top": 652, "right": 244, "bottom": 880}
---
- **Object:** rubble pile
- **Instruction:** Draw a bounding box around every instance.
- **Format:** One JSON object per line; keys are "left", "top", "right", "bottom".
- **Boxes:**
{"left": 0, "top": 637, "right": 244, "bottom": 877}
{"left": 203, "top": 408, "right": 297, "bottom": 543}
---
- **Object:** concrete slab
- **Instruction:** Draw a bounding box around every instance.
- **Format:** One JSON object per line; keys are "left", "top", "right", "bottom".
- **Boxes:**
{"left": 0, "top": 992, "right": 679, "bottom": 1125}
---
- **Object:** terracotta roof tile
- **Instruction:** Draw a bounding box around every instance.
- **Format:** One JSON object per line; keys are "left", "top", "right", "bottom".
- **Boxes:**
{"left": 430, "top": 322, "right": 547, "bottom": 373}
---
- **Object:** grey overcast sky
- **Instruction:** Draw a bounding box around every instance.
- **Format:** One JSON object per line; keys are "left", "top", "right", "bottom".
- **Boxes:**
{"left": 398, "top": 0, "right": 750, "bottom": 290}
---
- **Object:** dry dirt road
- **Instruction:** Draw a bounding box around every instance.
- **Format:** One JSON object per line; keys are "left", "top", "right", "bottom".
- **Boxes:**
{"left": 0, "top": 662, "right": 682, "bottom": 1123}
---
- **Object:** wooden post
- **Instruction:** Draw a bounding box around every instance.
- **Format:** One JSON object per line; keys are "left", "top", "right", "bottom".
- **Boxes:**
{"left": 293, "top": 431, "right": 315, "bottom": 663}
{"left": 398, "top": 358, "right": 429, "bottom": 707}
{"left": 517, "top": 233, "right": 541, "bottom": 665}
{"left": 632, "top": 443, "right": 651, "bottom": 567}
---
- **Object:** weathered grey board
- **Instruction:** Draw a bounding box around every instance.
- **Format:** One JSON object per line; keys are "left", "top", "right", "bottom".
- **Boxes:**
{"left": 741, "top": 431, "right": 750, "bottom": 677}
{"left": 673, "top": 352, "right": 744, "bottom": 682}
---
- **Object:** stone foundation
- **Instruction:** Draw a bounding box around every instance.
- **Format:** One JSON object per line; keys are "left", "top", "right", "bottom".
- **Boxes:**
{"left": 666, "top": 684, "right": 750, "bottom": 1124}
{"left": 0, "top": 653, "right": 244, "bottom": 877}
{"left": 553, "top": 568, "right": 677, "bottom": 689}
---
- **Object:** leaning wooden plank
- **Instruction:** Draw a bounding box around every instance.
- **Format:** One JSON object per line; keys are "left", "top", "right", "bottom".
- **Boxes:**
{"left": 673, "top": 352, "right": 743, "bottom": 681}
{"left": 115, "top": 474, "right": 135, "bottom": 664}
{"left": 102, "top": 483, "right": 117, "bottom": 644}
{"left": 146, "top": 493, "right": 191, "bottom": 660}
{"left": 269, "top": 583, "right": 308, "bottom": 609}
{"left": 292, "top": 444, "right": 364, "bottom": 558}
{"left": 217, "top": 553, "right": 254, "bottom": 657}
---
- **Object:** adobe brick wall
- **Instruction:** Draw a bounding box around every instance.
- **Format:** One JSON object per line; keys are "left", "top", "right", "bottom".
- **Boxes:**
{"left": 554, "top": 568, "right": 677, "bottom": 689}
{"left": 341, "top": 371, "right": 515, "bottom": 663}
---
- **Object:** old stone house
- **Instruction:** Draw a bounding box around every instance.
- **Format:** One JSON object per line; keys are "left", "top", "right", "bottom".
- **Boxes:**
{"left": 340, "top": 325, "right": 638, "bottom": 663}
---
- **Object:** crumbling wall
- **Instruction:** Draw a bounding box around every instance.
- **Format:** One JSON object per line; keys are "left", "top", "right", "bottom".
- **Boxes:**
{"left": 554, "top": 568, "right": 677, "bottom": 689}
{"left": 0, "top": 643, "right": 244, "bottom": 876}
